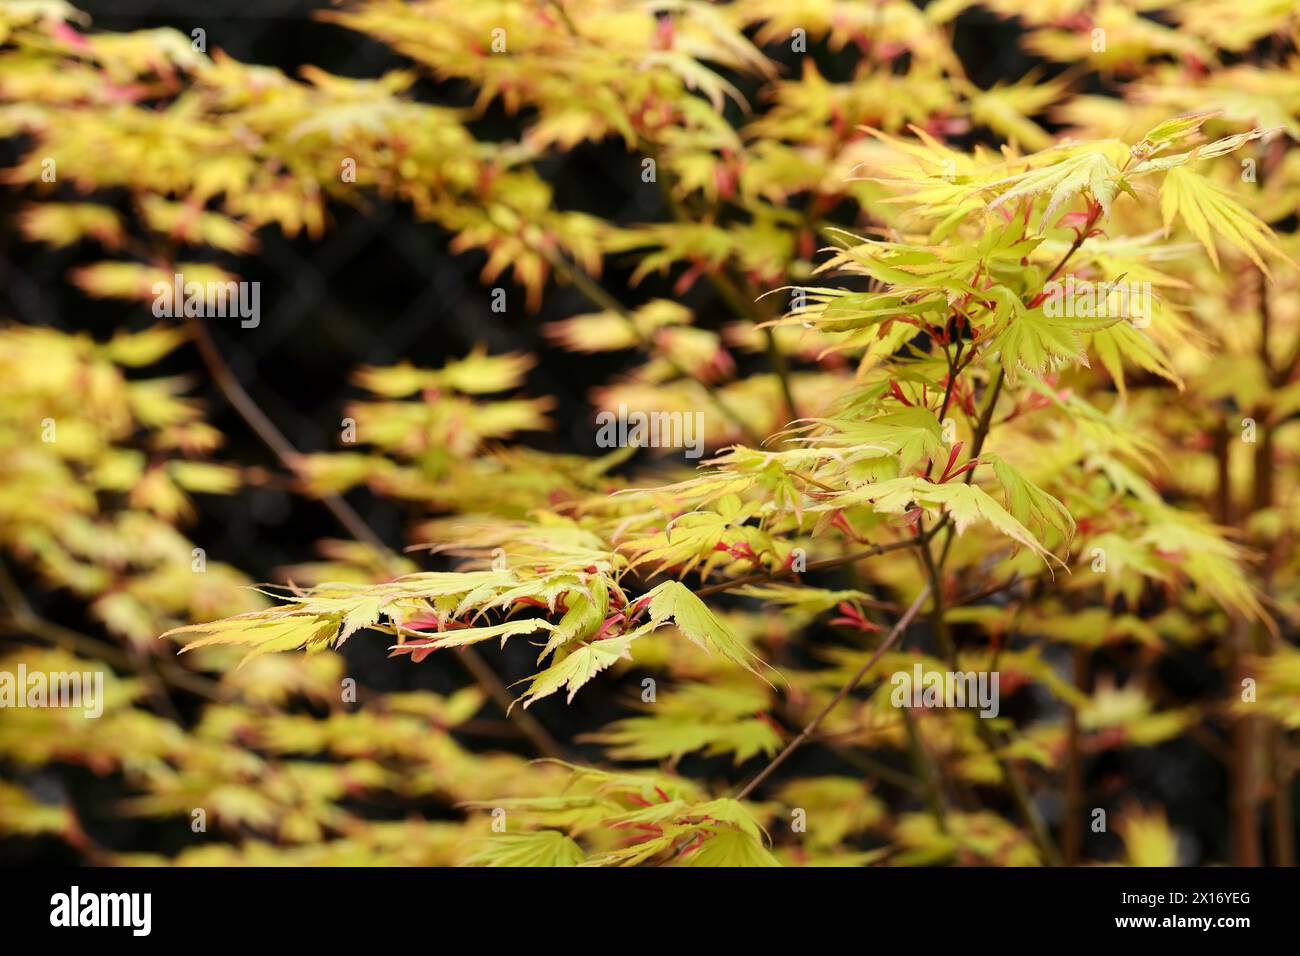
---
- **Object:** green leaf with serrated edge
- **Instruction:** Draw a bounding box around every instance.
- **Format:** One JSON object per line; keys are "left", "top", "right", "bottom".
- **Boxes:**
{"left": 516, "top": 633, "right": 637, "bottom": 708}
{"left": 643, "top": 581, "right": 771, "bottom": 678}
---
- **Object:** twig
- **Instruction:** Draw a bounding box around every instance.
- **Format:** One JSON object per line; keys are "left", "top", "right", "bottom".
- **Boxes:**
{"left": 973, "top": 717, "right": 1063, "bottom": 866}
{"left": 937, "top": 366, "right": 1004, "bottom": 567}
{"left": 189, "top": 321, "right": 386, "bottom": 552}
{"left": 902, "top": 706, "right": 950, "bottom": 831}
{"left": 734, "top": 585, "right": 931, "bottom": 800}
{"left": 695, "top": 530, "right": 934, "bottom": 598}
{"left": 188, "top": 320, "right": 565, "bottom": 760}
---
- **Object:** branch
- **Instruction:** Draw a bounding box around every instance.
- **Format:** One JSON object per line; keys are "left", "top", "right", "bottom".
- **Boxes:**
{"left": 695, "top": 529, "right": 935, "bottom": 598}
{"left": 734, "top": 584, "right": 931, "bottom": 800}
{"left": 1043, "top": 203, "right": 1102, "bottom": 286}
{"left": 937, "top": 365, "right": 1004, "bottom": 567}
{"left": 188, "top": 320, "right": 566, "bottom": 761}
{"left": 922, "top": 359, "right": 1063, "bottom": 861}
{"left": 189, "top": 320, "right": 385, "bottom": 553}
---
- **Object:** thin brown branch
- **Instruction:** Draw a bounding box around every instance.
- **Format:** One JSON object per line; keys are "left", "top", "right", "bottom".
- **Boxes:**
{"left": 695, "top": 530, "right": 935, "bottom": 598}
{"left": 734, "top": 585, "right": 931, "bottom": 800}
{"left": 189, "top": 320, "right": 385, "bottom": 552}
{"left": 188, "top": 320, "right": 566, "bottom": 761}
{"left": 937, "top": 366, "right": 1004, "bottom": 567}
{"left": 902, "top": 706, "right": 950, "bottom": 832}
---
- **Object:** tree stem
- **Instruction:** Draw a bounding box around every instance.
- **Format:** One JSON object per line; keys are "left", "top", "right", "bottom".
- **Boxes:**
{"left": 735, "top": 585, "right": 931, "bottom": 800}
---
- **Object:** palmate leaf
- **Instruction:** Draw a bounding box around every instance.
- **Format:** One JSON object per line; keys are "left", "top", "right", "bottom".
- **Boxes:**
{"left": 681, "top": 825, "right": 780, "bottom": 867}
{"left": 352, "top": 348, "right": 535, "bottom": 397}
{"left": 140, "top": 196, "right": 257, "bottom": 254}
{"left": 1130, "top": 126, "right": 1278, "bottom": 173}
{"left": 545, "top": 763, "right": 707, "bottom": 807}
{"left": 987, "top": 454, "right": 1075, "bottom": 545}
{"left": 590, "top": 831, "right": 685, "bottom": 867}
{"left": 100, "top": 324, "right": 190, "bottom": 368}
{"left": 1130, "top": 111, "right": 1220, "bottom": 159}
{"left": 169, "top": 612, "right": 341, "bottom": 664}
{"left": 775, "top": 286, "right": 943, "bottom": 334}
{"left": 921, "top": 483, "right": 1062, "bottom": 567}
{"left": 460, "top": 572, "right": 596, "bottom": 618}
{"left": 986, "top": 288, "right": 1120, "bottom": 382}
{"left": 1079, "top": 683, "right": 1193, "bottom": 748}
{"left": 966, "top": 75, "right": 1063, "bottom": 151}
{"left": 20, "top": 202, "right": 124, "bottom": 249}
{"left": 516, "top": 633, "right": 638, "bottom": 709}
{"left": 984, "top": 146, "right": 1125, "bottom": 226}
{"left": 460, "top": 794, "right": 624, "bottom": 835}
{"left": 538, "top": 584, "right": 609, "bottom": 660}
{"left": 990, "top": 307, "right": 1088, "bottom": 379}
{"left": 1089, "top": 321, "right": 1183, "bottom": 397}
{"left": 690, "top": 797, "right": 772, "bottom": 837}
{"left": 572, "top": 796, "right": 778, "bottom": 867}
{"left": 1159, "top": 166, "right": 1286, "bottom": 272}
{"left": 643, "top": 581, "right": 770, "bottom": 679}
{"left": 638, "top": 51, "right": 749, "bottom": 113}
{"left": 464, "top": 830, "right": 586, "bottom": 867}
{"left": 619, "top": 510, "right": 741, "bottom": 577}
{"left": 1135, "top": 503, "right": 1266, "bottom": 623}
{"left": 588, "top": 713, "right": 781, "bottom": 764}
{"left": 388, "top": 618, "right": 556, "bottom": 661}
{"left": 830, "top": 477, "right": 1061, "bottom": 565}
{"left": 894, "top": 811, "right": 1040, "bottom": 866}
{"left": 776, "top": 777, "right": 886, "bottom": 850}
{"left": 543, "top": 309, "right": 640, "bottom": 352}
{"left": 585, "top": 680, "right": 781, "bottom": 764}
{"left": 817, "top": 236, "right": 989, "bottom": 291}
{"left": 795, "top": 406, "right": 945, "bottom": 473}
{"left": 165, "top": 570, "right": 551, "bottom": 664}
